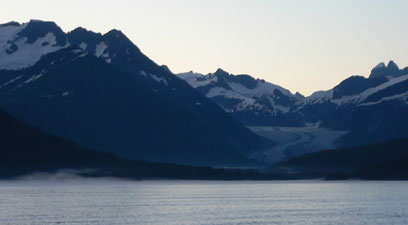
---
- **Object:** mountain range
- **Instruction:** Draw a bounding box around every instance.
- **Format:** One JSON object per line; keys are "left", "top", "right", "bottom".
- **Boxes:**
{"left": 0, "top": 20, "right": 272, "bottom": 166}
{"left": 177, "top": 69, "right": 304, "bottom": 126}
{"left": 1, "top": 19, "right": 408, "bottom": 175}
{"left": 177, "top": 60, "right": 408, "bottom": 149}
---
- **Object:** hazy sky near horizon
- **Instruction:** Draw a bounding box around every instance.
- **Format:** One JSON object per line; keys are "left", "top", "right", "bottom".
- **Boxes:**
{"left": 2, "top": 0, "right": 408, "bottom": 95}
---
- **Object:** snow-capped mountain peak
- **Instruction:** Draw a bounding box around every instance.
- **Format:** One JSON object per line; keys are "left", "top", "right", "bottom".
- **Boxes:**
{"left": 0, "top": 20, "right": 181, "bottom": 89}
{"left": 0, "top": 20, "right": 68, "bottom": 71}
{"left": 0, "top": 20, "right": 149, "bottom": 72}
{"left": 177, "top": 69, "right": 302, "bottom": 125}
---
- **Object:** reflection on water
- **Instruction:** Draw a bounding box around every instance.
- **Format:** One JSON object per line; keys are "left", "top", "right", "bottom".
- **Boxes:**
{"left": 0, "top": 179, "right": 407, "bottom": 225}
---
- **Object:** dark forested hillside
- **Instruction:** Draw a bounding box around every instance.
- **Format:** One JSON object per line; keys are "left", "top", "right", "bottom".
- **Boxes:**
{"left": 271, "top": 138, "right": 408, "bottom": 179}
{"left": 0, "top": 108, "right": 273, "bottom": 180}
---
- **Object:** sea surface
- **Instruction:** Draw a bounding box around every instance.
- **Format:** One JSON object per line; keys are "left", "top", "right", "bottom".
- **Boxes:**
{"left": 0, "top": 178, "right": 407, "bottom": 225}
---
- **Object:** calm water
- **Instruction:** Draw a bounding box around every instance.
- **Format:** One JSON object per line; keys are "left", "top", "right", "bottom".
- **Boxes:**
{"left": 0, "top": 178, "right": 407, "bottom": 225}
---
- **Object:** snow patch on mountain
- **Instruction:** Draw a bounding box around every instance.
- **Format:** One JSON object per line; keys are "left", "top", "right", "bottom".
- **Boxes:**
{"left": 227, "top": 80, "right": 292, "bottom": 98}
{"left": 79, "top": 42, "right": 87, "bottom": 50}
{"left": 0, "top": 75, "right": 23, "bottom": 89}
{"left": 359, "top": 92, "right": 408, "bottom": 106}
{"left": 150, "top": 74, "right": 168, "bottom": 86}
{"left": 205, "top": 86, "right": 264, "bottom": 111}
{"left": 140, "top": 70, "right": 147, "bottom": 77}
{"left": 0, "top": 28, "right": 64, "bottom": 70}
{"left": 207, "top": 90, "right": 264, "bottom": 112}
{"left": 0, "top": 23, "right": 25, "bottom": 43}
{"left": 94, "top": 42, "right": 107, "bottom": 57}
{"left": 178, "top": 72, "right": 218, "bottom": 88}
{"left": 207, "top": 87, "right": 244, "bottom": 99}
{"left": 70, "top": 49, "right": 83, "bottom": 54}
{"left": 351, "top": 74, "right": 408, "bottom": 103}
{"left": 23, "top": 69, "right": 46, "bottom": 84}
{"left": 274, "top": 104, "right": 290, "bottom": 113}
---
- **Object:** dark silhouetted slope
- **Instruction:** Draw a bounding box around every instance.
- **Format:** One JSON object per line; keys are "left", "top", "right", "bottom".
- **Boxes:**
{"left": 0, "top": 108, "right": 274, "bottom": 180}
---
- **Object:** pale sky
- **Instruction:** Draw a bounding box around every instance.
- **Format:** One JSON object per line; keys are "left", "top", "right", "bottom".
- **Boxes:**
{"left": 2, "top": 0, "right": 408, "bottom": 96}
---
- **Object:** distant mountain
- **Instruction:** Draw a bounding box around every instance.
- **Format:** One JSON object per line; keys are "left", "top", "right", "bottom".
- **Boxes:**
{"left": 177, "top": 69, "right": 303, "bottom": 126}
{"left": 369, "top": 60, "right": 408, "bottom": 79}
{"left": 296, "top": 61, "right": 408, "bottom": 119}
{"left": 0, "top": 108, "right": 272, "bottom": 180}
{"left": 180, "top": 61, "right": 408, "bottom": 150}
{"left": 297, "top": 61, "right": 408, "bottom": 147}
{"left": 271, "top": 137, "right": 408, "bottom": 180}
{"left": 0, "top": 20, "right": 272, "bottom": 166}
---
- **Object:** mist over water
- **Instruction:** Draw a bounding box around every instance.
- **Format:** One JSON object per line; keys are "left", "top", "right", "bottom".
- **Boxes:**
{"left": 0, "top": 179, "right": 407, "bottom": 225}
